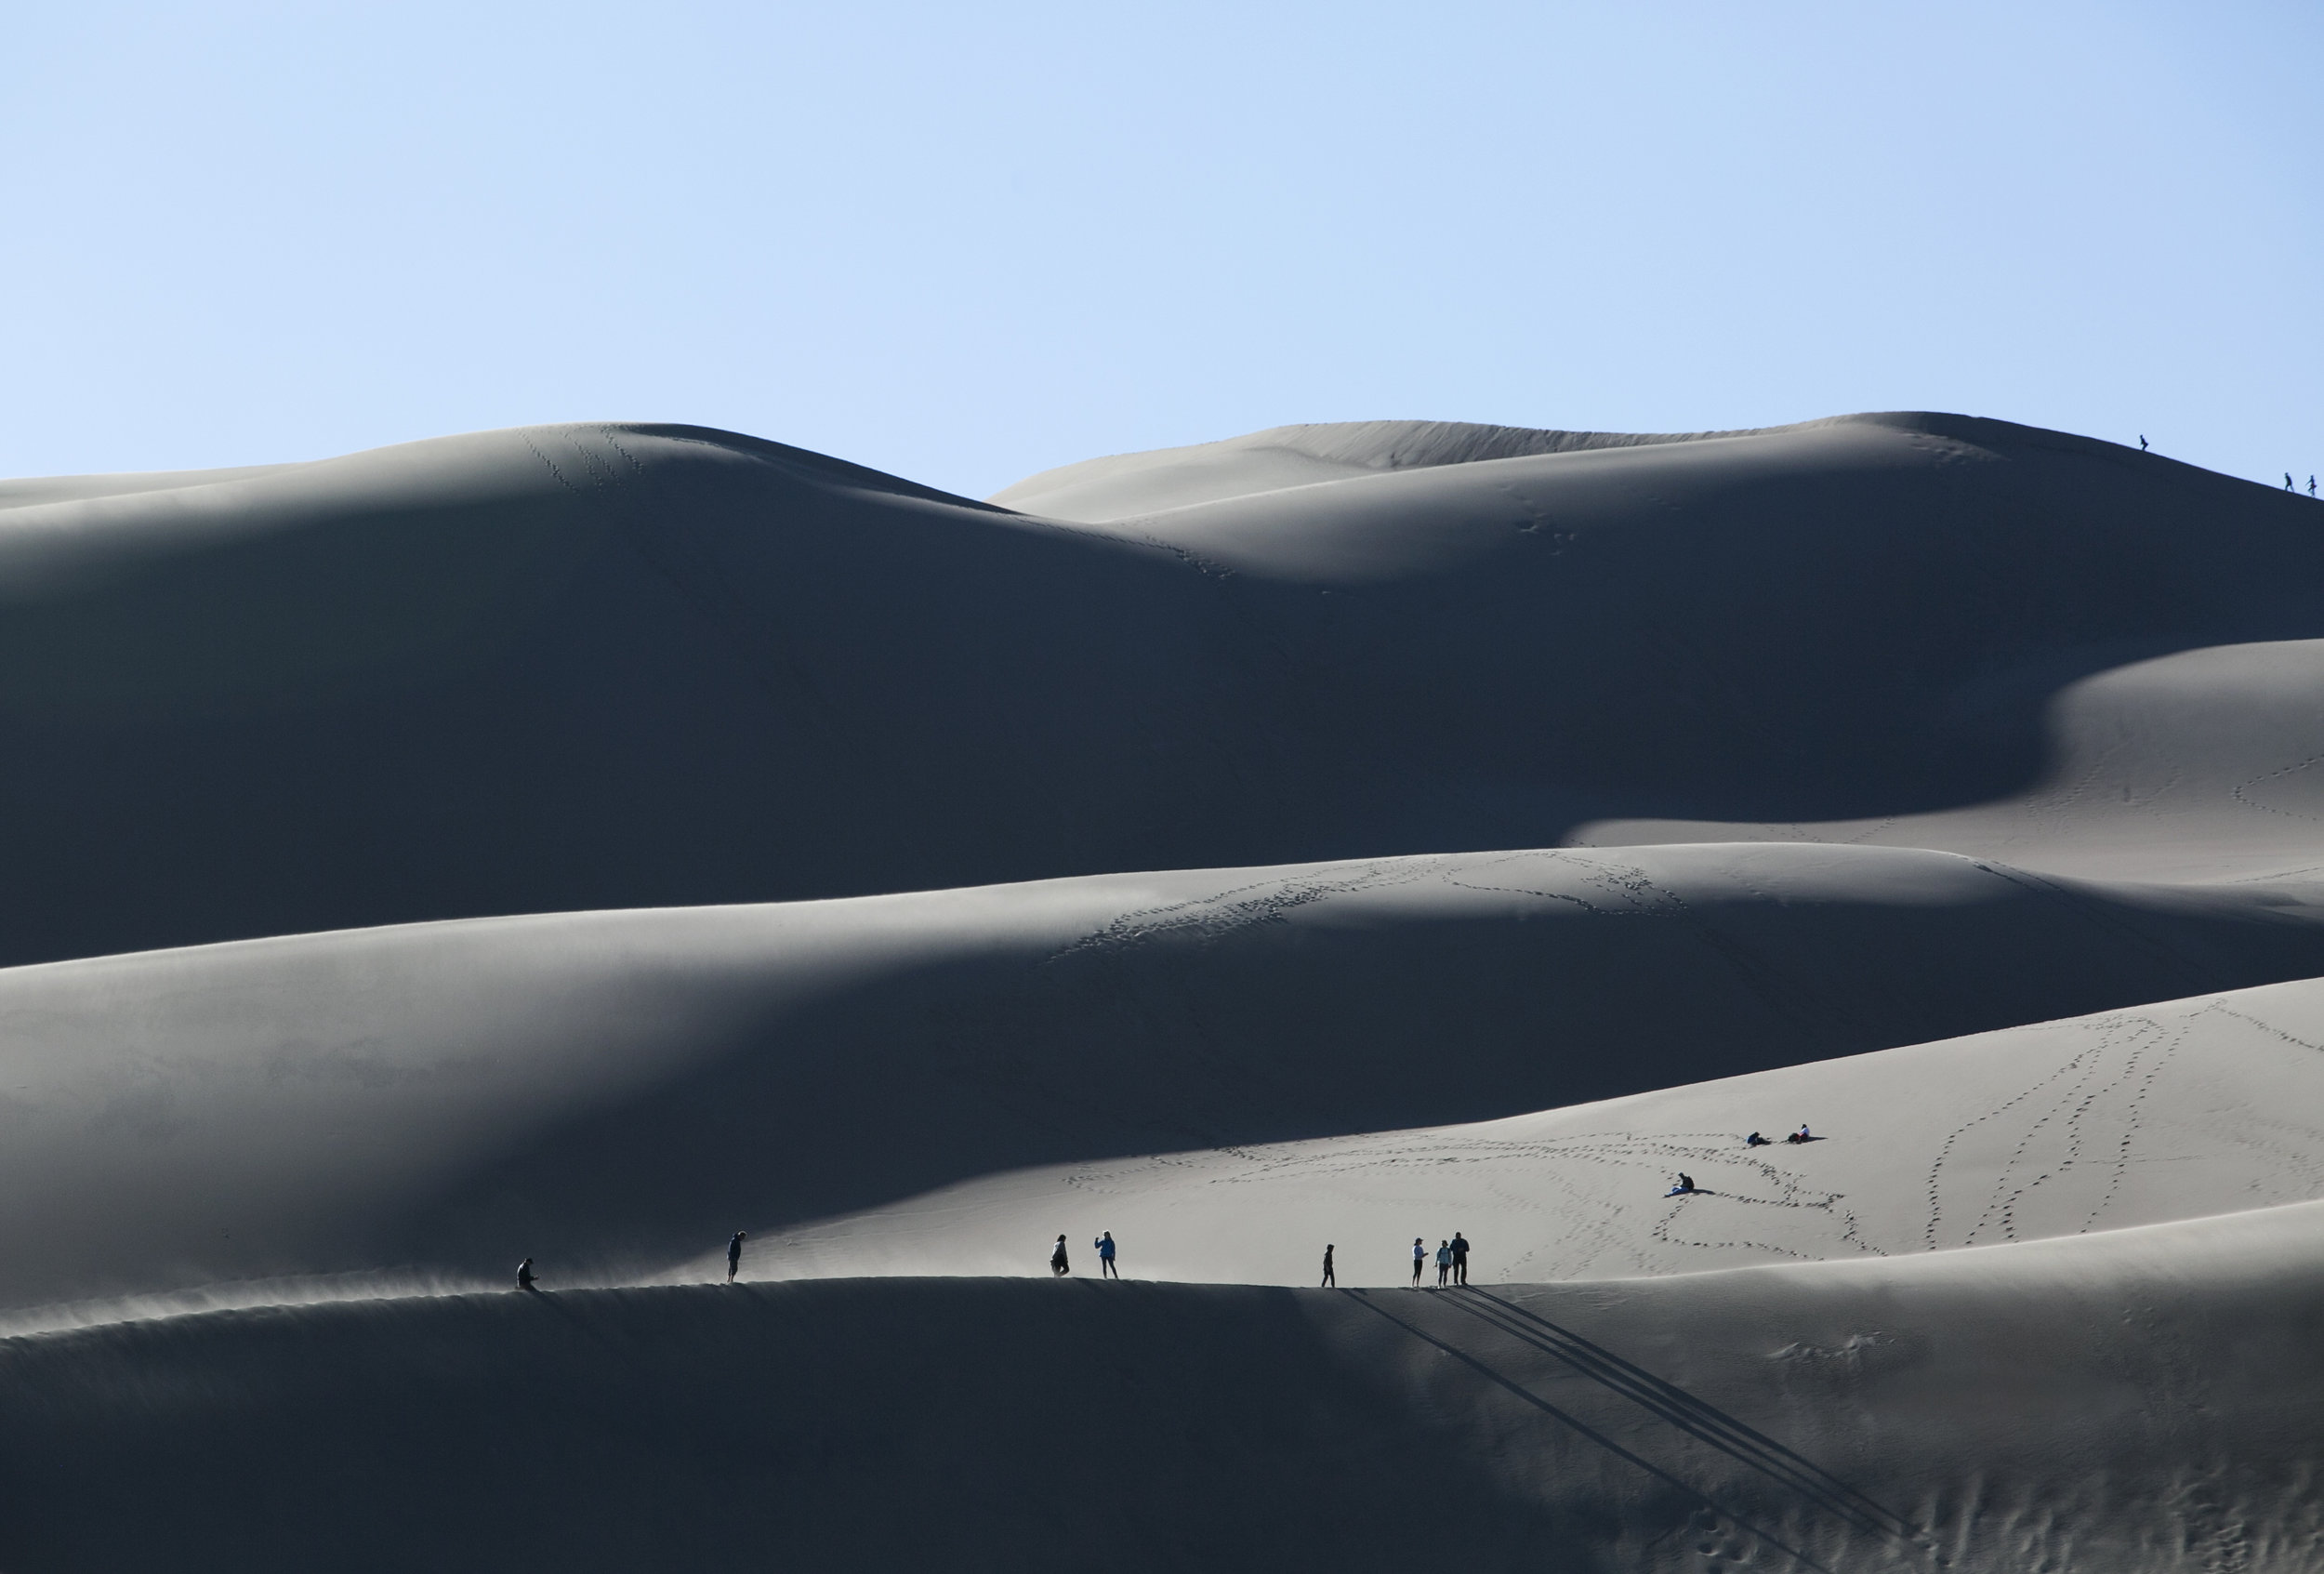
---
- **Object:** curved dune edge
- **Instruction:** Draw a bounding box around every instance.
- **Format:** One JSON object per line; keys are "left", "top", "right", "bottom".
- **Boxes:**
{"left": 1, "top": 1200, "right": 2317, "bottom": 1570}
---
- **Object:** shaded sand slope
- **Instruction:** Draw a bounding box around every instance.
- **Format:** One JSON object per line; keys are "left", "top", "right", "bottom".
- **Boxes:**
{"left": 7, "top": 845, "right": 2324, "bottom": 1310}
{"left": 6, "top": 1204, "right": 2321, "bottom": 1572}
{"left": 743, "top": 974, "right": 2324, "bottom": 1288}
{"left": 3, "top": 412, "right": 2321, "bottom": 965}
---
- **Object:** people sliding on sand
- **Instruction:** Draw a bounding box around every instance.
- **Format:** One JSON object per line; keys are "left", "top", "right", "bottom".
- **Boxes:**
{"left": 727, "top": 1230, "right": 746, "bottom": 1284}
{"left": 1451, "top": 1230, "right": 1470, "bottom": 1286}
{"left": 1746, "top": 1131, "right": 1769, "bottom": 1146}
{"left": 1411, "top": 1237, "right": 1426, "bottom": 1286}
{"left": 1095, "top": 1231, "right": 1118, "bottom": 1279}
{"left": 1666, "top": 1173, "right": 1696, "bottom": 1197}
{"left": 1321, "top": 1244, "right": 1336, "bottom": 1288}
{"left": 516, "top": 1257, "right": 538, "bottom": 1292}
{"left": 1050, "top": 1235, "right": 1071, "bottom": 1276}
{"left": 1787, "top": 1124, "right": 1812, "bottom": 1144}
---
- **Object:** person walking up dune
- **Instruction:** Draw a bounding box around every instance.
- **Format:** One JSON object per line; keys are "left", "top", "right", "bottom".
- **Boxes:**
{"left": 2139, "top": 435, "right": 2148, "bottom": 451}
{"left": 1050, "top": 1235, "right": 1071, "bottom": 1277}
{"left": 1095, "top": 1231, "right": 1118, "bottom": 1279}
{"left": 1321, "top": 1244, "right": 1335, "bottom": 1288}
{"left": 516, "top": 1257, "right": 538, "bottom": 1292}
{"left": 1411, "top": 1237, "right": 1425, "bottom": 1286}
{"left": 1450, "top": 1230, "right": 1470, "bottom": 1287}
{"left": 726, "top": 1230, "right": 746, "bottom": 1284}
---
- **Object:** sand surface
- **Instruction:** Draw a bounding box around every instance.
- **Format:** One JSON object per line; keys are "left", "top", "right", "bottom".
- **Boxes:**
{"left": 4, "top": 412, "right": 2324, "bottom": 1568}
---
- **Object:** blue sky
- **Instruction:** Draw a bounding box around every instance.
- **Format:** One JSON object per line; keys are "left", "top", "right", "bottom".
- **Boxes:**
{"left": 3, "top": 2, "right": 2317, "bottom": 496}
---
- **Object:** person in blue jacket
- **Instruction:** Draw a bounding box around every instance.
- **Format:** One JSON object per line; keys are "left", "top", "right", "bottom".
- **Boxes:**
{"left": 1095, "top": 1231, "right": 1119, "bottom": 1279}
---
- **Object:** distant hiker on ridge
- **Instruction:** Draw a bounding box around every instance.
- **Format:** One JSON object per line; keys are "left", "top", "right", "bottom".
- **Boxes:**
{"left": 2139, "top": 435, "right": 2148, "bottom": 451}
{"left": 1450, "top": 1230, "right": 1470, "bottom": 1286}
{"left": 1050, "top": 1235, "right": 1071, "bottom": 1277}
{"left": 516, "top": 1257, "right": 538, "bottom": 1292}
{"left": 1321, "top": 1244, "right": 1336, "bottom": 1288}
{"left": 1411, "top": 1237, "right": 1426, "bottom": 1286}
{"left": 2311, "top": 476, "right": 2317, "bottom": 498}
{"left": 1434, "top": 1239, "right": 1452, "bottom": 1287}
{"left": 1095, "top": 1231, "right": 1118, "bottom": 1279}
{"left": 727, "top": 1230, "right": 746, "bottom": 1284}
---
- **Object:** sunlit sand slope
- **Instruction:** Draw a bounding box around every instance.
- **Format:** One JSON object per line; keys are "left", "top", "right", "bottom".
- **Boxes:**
{"left": 737, "top": 974, "right": 2324, "bottom": 1287}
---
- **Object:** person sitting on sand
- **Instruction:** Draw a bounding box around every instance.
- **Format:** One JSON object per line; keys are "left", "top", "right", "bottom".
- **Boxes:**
{"left": 1095, "top": 1231, "right": 1118, "bottom": 1279}
{"left": 1411, "top": 1237, "right": 1426, "bottom": 1286}
{"left": 516, "top": 1257, "right": 537, "bottom": 1292}
{"left": 1787, "top": 1124, "right": 1811, "bottom": 1144}
{"left": 726, "top": 1230, "right": 746, "bottom": 1284}
{"left": 1667, "top": 1173, "right": 1696, "bottom": 1197}
{"left": 1746, "top": 1131, "right": 1769, "bottom": 1146}
{"left": 1050, "top": 1235, "right": 1071, "bottom": 1276}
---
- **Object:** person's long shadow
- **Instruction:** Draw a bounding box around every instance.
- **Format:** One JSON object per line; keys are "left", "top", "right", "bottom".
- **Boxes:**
{"left": 1450, "top": 1290, "right": 1934, "bottom": 1555}
{"left": 1342, "top": 1288, "right": 1942, "bottom": 1571}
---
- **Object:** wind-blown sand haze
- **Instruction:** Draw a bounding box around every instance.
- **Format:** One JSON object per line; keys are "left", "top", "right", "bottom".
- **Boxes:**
{"left": 5, "top": 412, "right": 2324, "bottom": 1568}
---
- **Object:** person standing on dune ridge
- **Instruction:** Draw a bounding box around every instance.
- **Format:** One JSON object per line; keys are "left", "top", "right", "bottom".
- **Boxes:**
{"left": 1450, "top": 1230, "right": 1470, "bottom": 1287}
{"left": 1050, "top": 1235, "right": 1071, "bottom": 1277}
{"left": 1434, "top": 1240, "right": 1452, "bottom": 1287}
{"left": 1321, "top": 1244, "right": 1335, "bottom": 1288}
{"left": 1411, "top": 1237, "right": 1425, "bottom": 1286}
{"left": 1095, "top": 1231, "right": 1118, "bottom": 1279}
{"left": 516, "top": 1258, "right": 537, "bottom": 1292}
{"left": 726, "top": 1230, "right": 746, "bottom": 1284}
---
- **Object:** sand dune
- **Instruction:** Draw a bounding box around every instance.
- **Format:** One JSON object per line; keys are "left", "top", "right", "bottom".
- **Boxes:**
{"left": 7, "top": 411, "right": 2324, "bottom": 1567}
{"left": 7, "top": 845, "right": 2324, "bottom": 1312}
{"left": 0, "top": 413, "right": 2317, "bottom": 967}
{"left": 4, "top": 1203, "right": 2319, "bottom": 1571}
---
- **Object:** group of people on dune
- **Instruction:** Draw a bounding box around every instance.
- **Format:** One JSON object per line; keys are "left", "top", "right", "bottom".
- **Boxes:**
{"left": 513, "top": 1126, "right": 1824, "bottom": 1293}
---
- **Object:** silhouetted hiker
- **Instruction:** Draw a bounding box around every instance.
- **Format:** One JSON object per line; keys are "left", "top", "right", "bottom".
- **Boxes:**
{"left": 1666, "top": 1173, "right": 1696, "bottom": 1197}
{"left": 1411, "top": 1237, "right": 1426, "bottom": 1286}
{"left": 2312, "top": 476, "right": 2318, "bottom": 498}
{"left": 2139, "top": 435, "right": 2148, "bottom": 451}
{"left": 1095, "top": 1231, "right": 1118, "bottom": 1279}
{"left": 1321, "top": 1244, "right": 1336, "bottom": 1288}
{"left": 516, "top": 1258, "right": 537, "bottom": 1292}
{"left": 1450, "top": 1230, "right": 1470, "bottom": 1286}
{"left": 1746, "top": 1131, "right": 1769, "bottom": 1146}
{"left": 727, "top": 1230, "right": 746, "bottom": 1284}
{"left": 1050, "top": 1235, "right": 1071, "bottom": 1276}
